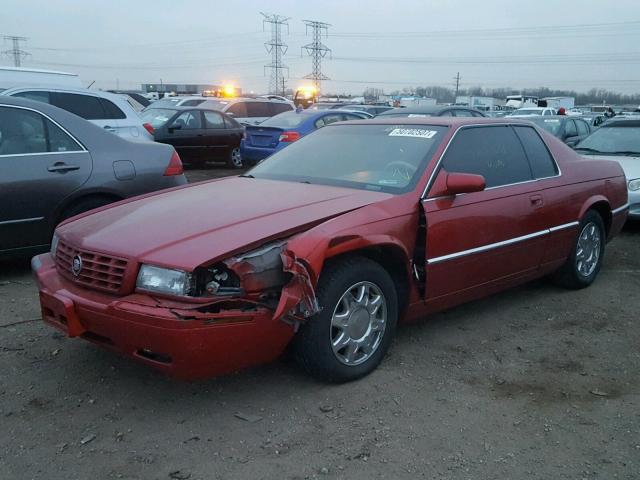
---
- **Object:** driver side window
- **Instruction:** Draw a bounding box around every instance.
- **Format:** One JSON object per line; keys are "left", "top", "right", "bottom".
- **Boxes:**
{"left": 441, "top": 126, "right": 533, "bottom": 188}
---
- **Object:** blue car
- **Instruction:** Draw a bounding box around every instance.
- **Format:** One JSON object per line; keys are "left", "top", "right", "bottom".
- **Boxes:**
{"left": 240, "top": 109, "right": 370, "bottom": 165}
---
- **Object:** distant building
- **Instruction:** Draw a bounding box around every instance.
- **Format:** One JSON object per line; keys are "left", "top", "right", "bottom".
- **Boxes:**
{"left": 141, "top": 83, "right": 242, "bottom": 96}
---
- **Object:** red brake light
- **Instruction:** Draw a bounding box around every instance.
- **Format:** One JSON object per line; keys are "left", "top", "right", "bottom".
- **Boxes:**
{"left": 164, "top": 150, "right": 183, "bottom": 176}
{"left": 278, "top": 131, "right": 301, "bottom": 142}
{"left": 143, "top": 122, "right": 155, "bottom": 135}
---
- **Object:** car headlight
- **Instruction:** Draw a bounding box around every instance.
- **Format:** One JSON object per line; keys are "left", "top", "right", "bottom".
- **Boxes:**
{"left": 628, "top": 178, "right": 640, "bottom": 191}
{"left": 136, "top": 264, "right": 193, "bottom": 296}
{"left": 50, "top": 233, "right": 59, "bottom": 257}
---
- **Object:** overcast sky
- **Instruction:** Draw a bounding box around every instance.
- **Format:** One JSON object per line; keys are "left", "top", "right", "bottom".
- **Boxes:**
{"left": 2, "top": 0, "right": 639, "bottom": 95}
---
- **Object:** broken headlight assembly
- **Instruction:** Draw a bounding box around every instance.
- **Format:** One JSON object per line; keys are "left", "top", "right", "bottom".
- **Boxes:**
{"left": 195, "top": 241, "right": 292, "bottom": 298}
{"left": 136, "top": 241, "right": 292, "bottom": 299}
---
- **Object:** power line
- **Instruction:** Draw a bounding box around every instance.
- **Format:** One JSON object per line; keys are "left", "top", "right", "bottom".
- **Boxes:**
{"left": 261, "top": 12, "right": 289, "bottom": 95}
{"left": 302, "top": 19, "right": 331, "bottom": 92}
{"left": 3, "top": 35, "right": 29, "bottom": 67}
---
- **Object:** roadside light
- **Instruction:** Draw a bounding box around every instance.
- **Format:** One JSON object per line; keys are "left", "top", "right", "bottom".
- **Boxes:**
{"left": 223, "top": 84, "right": 236, "bottom": 97}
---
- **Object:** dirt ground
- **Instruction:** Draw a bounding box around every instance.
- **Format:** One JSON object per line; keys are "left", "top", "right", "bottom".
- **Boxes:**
{"left": 1, "top": 165, "right": 638, "bottom": 480}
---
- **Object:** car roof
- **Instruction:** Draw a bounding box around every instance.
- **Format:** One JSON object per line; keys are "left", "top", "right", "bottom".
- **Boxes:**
{"left": 1, "top": 85, "right": 127, "bottom": 103}
{"left": 377, "top": 105, "right": 484, "bottom": 115}
{"left": 601, "top": 119, "right": 640, "bottom": 128}
{"left": 331, "top": 116, "right": 537, "bottom": 127}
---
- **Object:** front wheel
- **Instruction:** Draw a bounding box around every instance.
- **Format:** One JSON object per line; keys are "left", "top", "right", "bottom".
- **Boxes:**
{"left": 227, "top": 147, "right": 243, "bottom": 169}
{"left": 553, "top": 210, "right": 605, "bottom": 289}
{"left": 293, "top": 257, "right": 398, "bottom": 383}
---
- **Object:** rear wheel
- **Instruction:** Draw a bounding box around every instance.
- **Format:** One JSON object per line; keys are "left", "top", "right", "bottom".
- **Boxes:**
{"left": 227, "top": 147, "right": 243, "bottom": 168}
{"left": 293, "top": 256, "right": 398, "bottom": 383}
{"left": 553, "top": 210, "right": 605, "bottom": 289}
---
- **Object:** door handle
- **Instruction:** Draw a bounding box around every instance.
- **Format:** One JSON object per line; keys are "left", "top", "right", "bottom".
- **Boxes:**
{"left": 103, "top": 125, "right": 116, "bottom": 132}
{"left": 48, "top": 162, "right": 80, "bottom": 173}
{"left": 530, "top": 194, "right": 544, "bottom": 207}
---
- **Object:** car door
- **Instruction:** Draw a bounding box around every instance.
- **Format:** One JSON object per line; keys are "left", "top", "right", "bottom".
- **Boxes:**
{"left": 0, "top": 105, "right": 91, "bottom": 252}
{"left": 562, "top": 119, "right": 580, "bottom": 146}
{"left": 225, "top": 102, "right": 248, "bottom": 125}
{"left": 575, "top": 119, "right": 591, "bottom": 142}
{"left": 202, "top": 110, "right": 231, "bottom": 160}
{"left": 421, "top": 125, "right": 548, "bottom": 303}
{"left": 163, "top": 110, "right": 206, "bottom": 162}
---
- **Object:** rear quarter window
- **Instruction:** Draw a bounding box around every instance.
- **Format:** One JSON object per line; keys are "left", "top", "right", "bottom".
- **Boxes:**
{"left": 100, "top": 99, "right": 126, "bottom": 119}
{"left": 513, "top": 126, "right": 558, "bottom": 179}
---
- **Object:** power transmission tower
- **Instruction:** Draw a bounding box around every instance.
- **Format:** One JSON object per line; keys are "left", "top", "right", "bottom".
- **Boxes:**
{"left": 261, "top": 13, "right": 289, "bottom": 95}
{"left": 3, "top": 35, "right": 29, "bottom": 67}
{"left": 453, "top": 72, "right": 461, "bottom": 100}
{"left": 302, "top": 20, "right": 331, "bottom": 92}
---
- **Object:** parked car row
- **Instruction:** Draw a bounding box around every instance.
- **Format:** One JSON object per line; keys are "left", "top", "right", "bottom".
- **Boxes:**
{"left": 30, "top": 111, "right": 629, "bottom": 383}
{"left": 0, "top": 96, "right": 186, "bottom": 258}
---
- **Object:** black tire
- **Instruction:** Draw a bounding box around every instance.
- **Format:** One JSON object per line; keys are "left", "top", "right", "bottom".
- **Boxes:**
{"left": 553, "top": 210, "right": 605, "bottom": 289}
{"left": 59, "top": 197, "right": 115, "bottom": 223}
{"left": 292, "top": 256, "right": 398, "bottom": 383}
{"left": 226, "top": 147, "right": 243, "bottom": 169}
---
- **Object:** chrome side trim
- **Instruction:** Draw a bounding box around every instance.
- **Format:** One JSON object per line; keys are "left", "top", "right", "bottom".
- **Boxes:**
{"left": 0, "top": 103, "right": 87, "bottom": 154}
{"left": 0, "top": 150, "right": 87, "bottom": 159}
{"left": 427, "top": 229, "right": 548, "bottom": 265}
{"left": 0, "top": 216, "right": 44, "bottom": 226}
{"left": 612, "top": 203, "right": 630, "bottom": 215}
{"left": 549, "top": 221, "right": 579, "bottom": 232}
{"left": 420, "top": 123, "right": 561, "bottom": 200}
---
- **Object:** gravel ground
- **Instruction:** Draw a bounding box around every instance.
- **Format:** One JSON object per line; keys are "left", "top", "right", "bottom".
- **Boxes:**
{"left": 1, "top": 166, "right": 638, "bottom": 480}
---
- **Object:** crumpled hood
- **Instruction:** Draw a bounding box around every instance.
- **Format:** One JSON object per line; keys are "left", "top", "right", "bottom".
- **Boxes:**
{"left": 586, "top": 154, "right": 640, "bottom": 181}
{"left": 58, "top": 177, "right": 391, "bottom": 270}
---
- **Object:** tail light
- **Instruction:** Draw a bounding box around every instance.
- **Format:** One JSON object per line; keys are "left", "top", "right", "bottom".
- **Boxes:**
{"left": 143, "top": 122, "right": 155, "bottom": 135}
{"left": 163, "top": 151, "right": 183, "bottom": 176}
{"left": 278, "top": 131, "right": 301, "bottom": 142}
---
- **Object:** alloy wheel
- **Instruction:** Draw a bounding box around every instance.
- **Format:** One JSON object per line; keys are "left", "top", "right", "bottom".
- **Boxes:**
{"left": 330, "top": 281, "right": 387, "bottom": 366}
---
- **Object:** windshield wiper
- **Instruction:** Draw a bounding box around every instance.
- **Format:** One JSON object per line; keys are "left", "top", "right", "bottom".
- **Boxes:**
{"left": 239, "top": 173, "right": 254, "bottom": 178}
{"left": 573, "top": 147, "right": 604, "bottom": 154}
{"left": 607, "top": 150, "right": 640, "bottom": 156}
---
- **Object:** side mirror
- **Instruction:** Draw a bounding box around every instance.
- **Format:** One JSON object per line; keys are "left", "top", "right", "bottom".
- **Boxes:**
{"left": 167, "top": 123, "right": 182, "bottom": 133}
{"left": 445, "top": 172, "right": 486, "bottom": 195}
{"left": 226, "top": 112, "right": 235, "bottom": 117}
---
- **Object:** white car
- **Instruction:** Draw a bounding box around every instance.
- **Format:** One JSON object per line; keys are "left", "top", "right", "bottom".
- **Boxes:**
{"left": 508, "top": 107, "right": 557, "bottom": 117}
{"left": 0, "top": 86, "right": 154, "bottom": 142}
{"left": 574, "top": 118, "right": 638, "bottom": 219}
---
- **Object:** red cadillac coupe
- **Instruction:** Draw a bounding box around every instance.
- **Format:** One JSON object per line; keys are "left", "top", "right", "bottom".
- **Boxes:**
{"left": 32, "top": 118, "right": 628, "bottom": 382}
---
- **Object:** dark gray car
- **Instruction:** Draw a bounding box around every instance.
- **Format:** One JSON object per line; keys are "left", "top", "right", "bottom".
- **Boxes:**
{"left": 0, "top": 96, "right": 187, "bottom": 258}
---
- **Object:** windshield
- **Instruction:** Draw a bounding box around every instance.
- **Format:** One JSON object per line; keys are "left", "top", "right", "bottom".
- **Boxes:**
{"left": 140, "top": 108, "right": 176, "bottom": 128}
{"left": 249, "top": 124, "right": 446, "bottom": 193}
{"left": 575, "top": 126, "right": 640, "bottom": 155}
{"left": 527, "top": 117, "right": 563, "bottom": 135}
{"left": 259, "top": 111, "right": 308, "bottom": 128}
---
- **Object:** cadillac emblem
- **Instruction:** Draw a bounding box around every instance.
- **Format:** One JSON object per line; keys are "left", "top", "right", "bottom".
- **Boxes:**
{"left": 71, "top": 254, "right": 83, "bottom": 277}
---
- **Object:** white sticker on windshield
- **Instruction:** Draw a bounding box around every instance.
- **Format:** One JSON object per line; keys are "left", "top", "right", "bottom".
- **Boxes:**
{"left": 544, "top": 119, "right": 560, "bottom": 123}
{"left": 407, "top": 114, "right": 428, "bottom": 118}
{"left": 388, "top": 128, "right": 438, "bottom": 139}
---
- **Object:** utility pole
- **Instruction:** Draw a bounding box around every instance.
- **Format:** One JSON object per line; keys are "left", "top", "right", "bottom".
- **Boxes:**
{"left": 261, "top": 12, "right": 290, "bottom": 96}
{"left": 453, "top": 72, "right": 461, "bottom": 101}
{"left": 3, "top": 35, "right": 29, "bottom": 67}
{"left": 302, "top": 20, "right": 331, "bottom": 93}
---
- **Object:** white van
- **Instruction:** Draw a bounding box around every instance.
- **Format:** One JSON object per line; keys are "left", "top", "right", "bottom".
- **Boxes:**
{"left": 0, "top": 66, "right": 83, "bottom": 90}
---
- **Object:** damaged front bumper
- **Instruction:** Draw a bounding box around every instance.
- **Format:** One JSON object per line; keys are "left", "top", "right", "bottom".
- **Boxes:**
{"left": 32, "top": 252, "right": 310, "bottom": 379}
